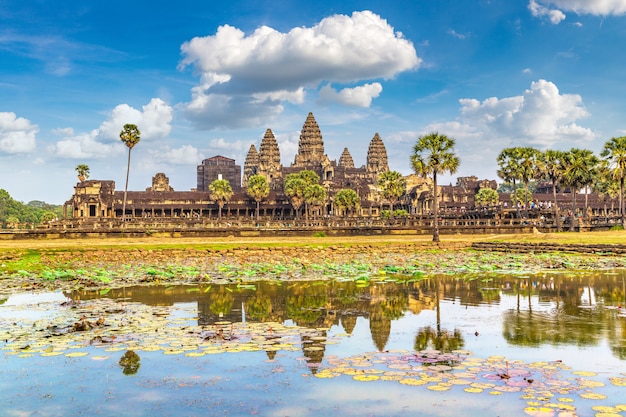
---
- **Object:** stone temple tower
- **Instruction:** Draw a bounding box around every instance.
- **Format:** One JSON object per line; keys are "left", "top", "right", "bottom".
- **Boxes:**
{"left": 366, "top": 133, "right": 389, "bottom": 175}
{"left": 242, "top": 144, "right": 259, "bottom": 188}
{"left": 293, "top": 112, "right": 326, "bottom": 168}
{"left": 338, "top": 148, "right": 355, "bottom": 169}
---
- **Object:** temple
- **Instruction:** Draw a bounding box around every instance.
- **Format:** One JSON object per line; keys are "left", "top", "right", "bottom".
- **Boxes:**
{"left": 64, "top": 112, "right": 490, "bottom": 223}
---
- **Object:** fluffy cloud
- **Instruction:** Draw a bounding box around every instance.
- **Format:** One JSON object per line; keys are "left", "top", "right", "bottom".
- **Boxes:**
{"left": 412, "top": 80, "right": 596, "bottom": 180}
{"left": 0, "top": 112, "right": 38, "bottom": 154}
{"left": 179, "top": 10, "right": 420, "bottom": 128}
{"left": 49, "top": 129, "right": 124, "bottom": 159}
{"left": 318, "top": 83, "right": 383, "bottom": 107}
{"left": 529, "top": 0, "right": 626, "bottom": 23}
{"left": 50, "top": 98, "right": 173, "bottom": 159}
{"left": 149, "top": 145, "right": 204, "bottom": 165}
{"left": 98, "top": 98, "right": 173, "bottom": 141}
{"left": 528, "top": 0, "right": 566, "bottom": 23}
{"left": 458, "top": 79, "right": 594, "bottom": 147}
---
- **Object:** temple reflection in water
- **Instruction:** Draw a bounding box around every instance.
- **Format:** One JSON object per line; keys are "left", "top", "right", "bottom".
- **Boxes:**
{"left": 67, "top": 271, "right": 626, "bottom": 365}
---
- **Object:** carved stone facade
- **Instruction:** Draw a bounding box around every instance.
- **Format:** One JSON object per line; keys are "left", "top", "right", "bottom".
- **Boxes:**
{"left": 146, "top": 173, "right": 174, "bottom": 192}
{"left": 67, "top": 112, "right": 497, "bottom": 221}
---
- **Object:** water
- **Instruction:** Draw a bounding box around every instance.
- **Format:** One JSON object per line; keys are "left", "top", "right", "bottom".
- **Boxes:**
{"left": 1, "top": 272, "right": 626, "bottom": 417}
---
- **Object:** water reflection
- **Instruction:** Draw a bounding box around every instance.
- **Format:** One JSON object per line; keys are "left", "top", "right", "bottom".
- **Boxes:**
{"left": 64, "top": 271, "right": 626, "bottom": 362}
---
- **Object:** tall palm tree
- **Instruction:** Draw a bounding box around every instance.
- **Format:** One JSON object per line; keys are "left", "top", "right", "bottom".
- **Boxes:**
{"left": 601, "top": 136, "right": 626, "bottom": 227}
{"left": 378, "top": 170, "right": 406, "bottom": 215}
{"left": 410, "top": 132, "right": 460, "bottom": 242}
{"left": 209, "top": 179, "right": 233, "bottom": 220}
{"left": 517, "top": 147, "right": 540, "bottom": 216}
{"left": 74, "top": 164, "right": 90, "bottom": 182}
{"left": 536, "top": 149, "right": 566, "bottom": 231}
{"left": 246, "top": 174, "right": 270, "bottom": 221}
{"left": 119, "top": 124, "right": 141, "bottom": 223}
{"left": 562, "top": 148, "right": 600, "bottom": 231}
{"left": 497, "top": 148, "right": 522, "bottom": 218}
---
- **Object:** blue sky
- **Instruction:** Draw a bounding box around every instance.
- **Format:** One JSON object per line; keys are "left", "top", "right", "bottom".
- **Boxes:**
{"left": 2, "top": 0, "right": 626, "bottom": 204}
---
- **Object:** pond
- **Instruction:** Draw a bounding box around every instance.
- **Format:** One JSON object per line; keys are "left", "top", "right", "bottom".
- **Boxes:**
{"left": 2, "top": 272, "right": 626, "bottom": 417}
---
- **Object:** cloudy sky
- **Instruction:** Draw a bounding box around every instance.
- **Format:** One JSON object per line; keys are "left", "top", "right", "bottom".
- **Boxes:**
{"left": 2, "top": 0, "right": 626, "bottom": 204}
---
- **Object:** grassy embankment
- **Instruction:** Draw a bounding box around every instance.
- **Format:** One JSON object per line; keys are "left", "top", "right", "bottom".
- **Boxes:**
{"left": 1, "top": 230, "right": 625, "bottom": 274}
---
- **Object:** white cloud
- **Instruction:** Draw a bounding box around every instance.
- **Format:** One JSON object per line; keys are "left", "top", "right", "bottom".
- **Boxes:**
{"left": 529, "top": 0, "right": 626, "bottom": 23}
{"left": 52, "top": 127, "right": 74, "bottom": 136}
{"left": 0, "top": 112, "right": 38, "bottom": 154}
{"left": 528, "top": 0, "right": 566, "bottom": 23}
{"left": 447, "top": 29, "right": 469, "bottom": 39}
{"left": 458, "top": 79, "right": 594, "bottom": 148}
{"left": 98, "top": 98, "right": 173, "bottom": 141}
{"left": 49, "top": 98, "right": 173, "bottom": 159}
{"left": 179, "top": 10, "right": 420, "bottom": 129}
{"left": 149, "top": 145, "right": 204, "bottom": 165}
{"left": 318, "top": 83, "right": 383, "bottom": 107}
{"left": 49, "top": 129, "right": 124, "bottom": 159}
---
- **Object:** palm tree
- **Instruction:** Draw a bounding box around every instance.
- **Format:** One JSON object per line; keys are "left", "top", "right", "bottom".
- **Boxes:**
{"left": 209, "top": 179, "right": 233, "bottom": 220}
{"left": 517, "top": 147, "right": 540, "bottom": 216}
{"left": 378, "top": 170, "right": 406, "bottom": 215}
{"left": 246, "top": 174, "right": 270, "bottom": 221}
{"left": 562, "top": 148, "right": 600, "bottom": 231}
{"left": 334, "top": 188, "right": 359, "bottom": 217}
{"left": 410, "top": 132, "right": 460, "bottom": 242}
{"left": 284, "top": 170, "right": 320, "bottom": 220}
{"left": 536, "top": 150, "right": 566, "bottom": 231}
{"left": 283, "top": 174, "right": 306, "bottom": 219}
{"left": 497, "top": 148, "right": 522, "bottom": 218}
{"left": 303, "top": 184, "right": 327, "bottom": 220}
{"left": 74, "top": 164, "right": 90, "bottom": 182}
{"left": 601, "top": 136, "right": 626, "bottom": 227}
{"left": 119, "top": 124, "right": 141, "bottom": 223}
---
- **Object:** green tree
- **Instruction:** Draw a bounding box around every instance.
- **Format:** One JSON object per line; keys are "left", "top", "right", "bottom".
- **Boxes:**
{"left": 209, "top": 179, "right": 234, "bottom": 220}
{"left": 246, "top": 174, "right": 270, "bottom": 221}
{"left": 119, "top": 124, "right": 141, "bottom": 222}
{"left": 74, "top": 164, "right": 90, "bottom": 182}
{"left": 516, "top": 147, "right": 541, "bottom": 215}
{"left": 562, "top": 148, "right": 600, "bottom": 231}
{"left": 283, "top": 170, "right": 320, "bottom": 219}
{"left": 410, "top": 132, "right": 460, "bottom": 242}
{"left": 334, "top": 189, "right": 359, "bottom": 217}
{"left": 378, "top": 170, "right": 406, "bottom": 214}
{"left": 601, "top": 136, "right": 626, "bottom": 227}
{"left": 497, "top": 148, "right": 522, "bottom": 218}
{"left": 474, "top": 188, "right": 499, "bottom": 207}
{"left": 536, "top": 150, "right": 566, "bottom": 231}
{"left": 303, "top": 184, "right": 327, "bottom": 220}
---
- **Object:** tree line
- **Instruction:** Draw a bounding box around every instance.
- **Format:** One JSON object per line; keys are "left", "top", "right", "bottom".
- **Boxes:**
{"left": 0, "top": 189, "right": 63, "bottom": 228}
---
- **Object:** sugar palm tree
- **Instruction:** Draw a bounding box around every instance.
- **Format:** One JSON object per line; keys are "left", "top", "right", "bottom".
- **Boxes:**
{"left": 246, "top": 174, "right": 270, "bottom": 221}
{"left": 601, "top": 136, "right": 626, "bottom": 227}
{"left": 283, "top": 174, "right": 306, "bottom": 219}
{"left": 284, "top": 170, "right": 320, "bottom": 219}
{"left": 497, "top": 148, "right": 522, "bottom": 218}
{"left": 119, "top": 124, "right": 141, "bottom": 223}
{"left": 410, "top": 132, "right": 460, "bottom": 242}
{"left": 209, "top": 179, "right": 233, "bottom": 220}
{"left": 562, "top": 148, "right": 600, "bottom": 231}
{"left": 74, "top": 164, "right": 90, "bottom": 182}
{"left": 378, "top": 170, "right": 406, "bottom": 215}
{"left": 517, "top": 147, "right": 540, "bottom": 216}
{"left": 536, "top": 149, "right": 566, "bottom": 231}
